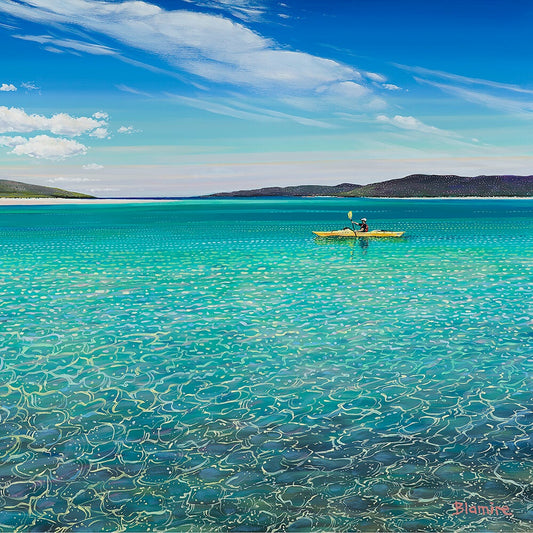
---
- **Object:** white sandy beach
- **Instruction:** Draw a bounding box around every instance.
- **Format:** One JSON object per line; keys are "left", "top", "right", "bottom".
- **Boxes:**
{"left": 367, "top": 196, "right": 532, "bottom": 200}
{"left": 0, "top": 198, "right": 181, "bottom": 205}
{"left": 0, "top": 196, "right": 530, "bottom": 206}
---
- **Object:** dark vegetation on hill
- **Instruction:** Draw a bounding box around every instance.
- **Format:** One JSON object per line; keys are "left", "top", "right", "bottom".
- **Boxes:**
{"left": 343, "top": 174, "right": 533, "bottom": 197}
{"left": 0, "top": 179, "right": 95, "bottom": 198}
{"left": 205, "top": 183, "right": 361, "bottom": 197}
{"left": 206, "top": 175, "right": 532, "bottom": 198}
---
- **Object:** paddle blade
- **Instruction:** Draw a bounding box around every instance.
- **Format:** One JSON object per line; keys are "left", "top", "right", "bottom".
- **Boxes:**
{"left": 347, "top": 211, "right": 352, "bottom": 220}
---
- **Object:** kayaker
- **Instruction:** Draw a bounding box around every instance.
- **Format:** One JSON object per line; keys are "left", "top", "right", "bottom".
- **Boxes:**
{"left": 352, "top": 217, "right": 369, "bottom": 232}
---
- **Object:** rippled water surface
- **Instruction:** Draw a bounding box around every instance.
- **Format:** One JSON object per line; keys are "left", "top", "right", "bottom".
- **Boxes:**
{"left": 0, "top": 198, "right": 532, "bottom": 532}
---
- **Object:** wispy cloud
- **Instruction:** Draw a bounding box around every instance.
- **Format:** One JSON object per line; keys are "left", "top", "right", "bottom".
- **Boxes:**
{"left": 183, "top": 0, "right": 269, "bottom": 22}
{"left": 416, "top": 78, "right": 533, "bottom": 117}
{"left": 117, "top": 83, "right": 336, "bottom": 128}
{"left": 166, "top": 93, "right": 334, "bottom": 128}
{"left": 376, "top": 114, "right": 458, "bottom": 137}
{"left": 21, "top": 81, "right": 39, "bottom": 91}
{"left": 0, "top": 0, "right": 386, "bottom": 113}
{"left": 396, "top": 63, "right": 533, "bottom": 119}
{"left": 82, "top": 163, "right": 104, "bottom": 170}
{"left": 395, "top": 63, "right": 533, "bottom": 95}
{"left": 168, "top": 94, "right": 286, "bottom": 122}
{"left": 0, "top": 21, "right": 18, "bottom": 30}
{"left": 227, "top": 99, "right": 335, "bottom": 128}
{"left": 115, "top": 84, "right": 153, "bottom": 97}
{"left": 14, "top": 34, "right": 118, "bottom": 55}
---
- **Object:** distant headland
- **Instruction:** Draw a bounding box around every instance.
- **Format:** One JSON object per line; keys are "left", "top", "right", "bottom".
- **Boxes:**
{"left": 0, "top": 179, "right": 95, "bottom": 199}
{"left": 1, "top": 174, "right": 531, "bottom": 200}
{"left": 204, "top": 174, "right": 533, "bottom": 198}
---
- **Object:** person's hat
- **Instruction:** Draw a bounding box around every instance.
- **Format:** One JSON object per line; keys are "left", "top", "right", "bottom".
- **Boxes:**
{"left": 361, "top": 218, "right": 367, "bottom": 222}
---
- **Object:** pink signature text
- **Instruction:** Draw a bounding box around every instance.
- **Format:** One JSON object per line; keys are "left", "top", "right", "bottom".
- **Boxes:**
{"left": 452, "top": 501, "right": 513, "bottom": 517}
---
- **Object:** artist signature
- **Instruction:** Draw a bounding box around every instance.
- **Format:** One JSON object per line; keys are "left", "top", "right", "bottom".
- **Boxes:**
{"left": 452, "top": 501, "right": 513, "bottom": 517}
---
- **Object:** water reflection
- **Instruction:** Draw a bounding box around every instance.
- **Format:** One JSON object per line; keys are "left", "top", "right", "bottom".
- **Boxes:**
{"left": 358, "top": 237, "right": 369, "bottom": 254}
{"left": 313, "top": 234, "right": 406, "bottom": 259}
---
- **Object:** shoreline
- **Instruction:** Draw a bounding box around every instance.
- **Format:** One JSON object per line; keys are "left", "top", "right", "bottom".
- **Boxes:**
{"left": 352, "top": 196, "right": 533, "bottom": 200}
{"left": 0, "top": 198, "right": 182, "bottom": 206}
{"left": 0, "top": 196, "right": 531, "bottom": 205}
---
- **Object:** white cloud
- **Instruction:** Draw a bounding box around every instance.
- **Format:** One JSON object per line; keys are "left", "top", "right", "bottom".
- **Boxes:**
{"left": 0, "top": 134, "right": 87, "bottom": 159}
{"left": 376, "top": 114, "right": 457, "bottom": 137}
{"left": 0, "top": 102, "right": 111, "bottom": 161}
{"left": 82, "top": 163, "right": 104, "bottom": 170}
{"left": 89, "top": 127, "right": 109, "bottom": 138}
{"left": 0, "top": 106, "right": 106, "bottom": 136}
{"left": 117, "top": 125, "right": 136, "bottom": 134}
{"left": 0, "top": 83, "right": 17, "bottom": 92}
{"left": 14, "top": 34, "right": 118, "bottom": 56}
{"left": 93, "top": 111, "right": 109, "bottom": 119}
{"left": 0, "top": 135, "right": 26, "bottom": 148}
{"left": 182, "top": 46, "right": 357, "bottom": 92}
{"left": 382, "top": 83, "right": 401, "bottom": 91}
{"left": 48, "top": 113, "right": 105, "bottom": 136}
{"left": 317, "top": 81, "right": 369, "bottom": 100}
{"left": 0, "top": 0, "right": 384, "bottom": 112}
{"left": 364, "top": 72, "right": 386, "bottom": 83}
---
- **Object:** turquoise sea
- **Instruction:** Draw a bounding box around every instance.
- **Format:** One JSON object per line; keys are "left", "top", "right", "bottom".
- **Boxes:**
{"left": 0, "top": 198, "right": 532, "bottom": 532}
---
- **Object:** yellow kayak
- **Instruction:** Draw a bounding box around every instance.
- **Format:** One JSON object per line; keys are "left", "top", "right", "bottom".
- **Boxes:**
{"left": 313, "top": 229, "right": 405, "bottom": 238}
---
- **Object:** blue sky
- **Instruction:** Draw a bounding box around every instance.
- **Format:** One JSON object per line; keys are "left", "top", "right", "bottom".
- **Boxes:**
{"left": 0, "top": 0, "right": 531, "bottom": 196}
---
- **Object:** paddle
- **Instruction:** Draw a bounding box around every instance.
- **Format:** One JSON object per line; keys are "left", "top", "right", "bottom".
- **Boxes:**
{"left": 347, "top": 211, "right": 357, "bottom": 235}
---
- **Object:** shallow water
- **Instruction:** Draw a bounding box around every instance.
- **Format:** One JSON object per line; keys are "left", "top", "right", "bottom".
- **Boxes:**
{"left": 0, "top": 198, "right": 531, "bottom": 532}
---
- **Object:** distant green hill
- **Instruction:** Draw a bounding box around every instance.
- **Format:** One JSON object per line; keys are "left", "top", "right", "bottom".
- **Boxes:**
{"left": 343, "top": 174, "right": 533, "bottom": 197}
{"left": 204, "top": 175, "right": 532, "bottom": 198}
{"left": 0, "top": 179, "right": 95, "bottom": 198}
{"left": 205, "top": 183, "right": 361, "bottom": 197}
